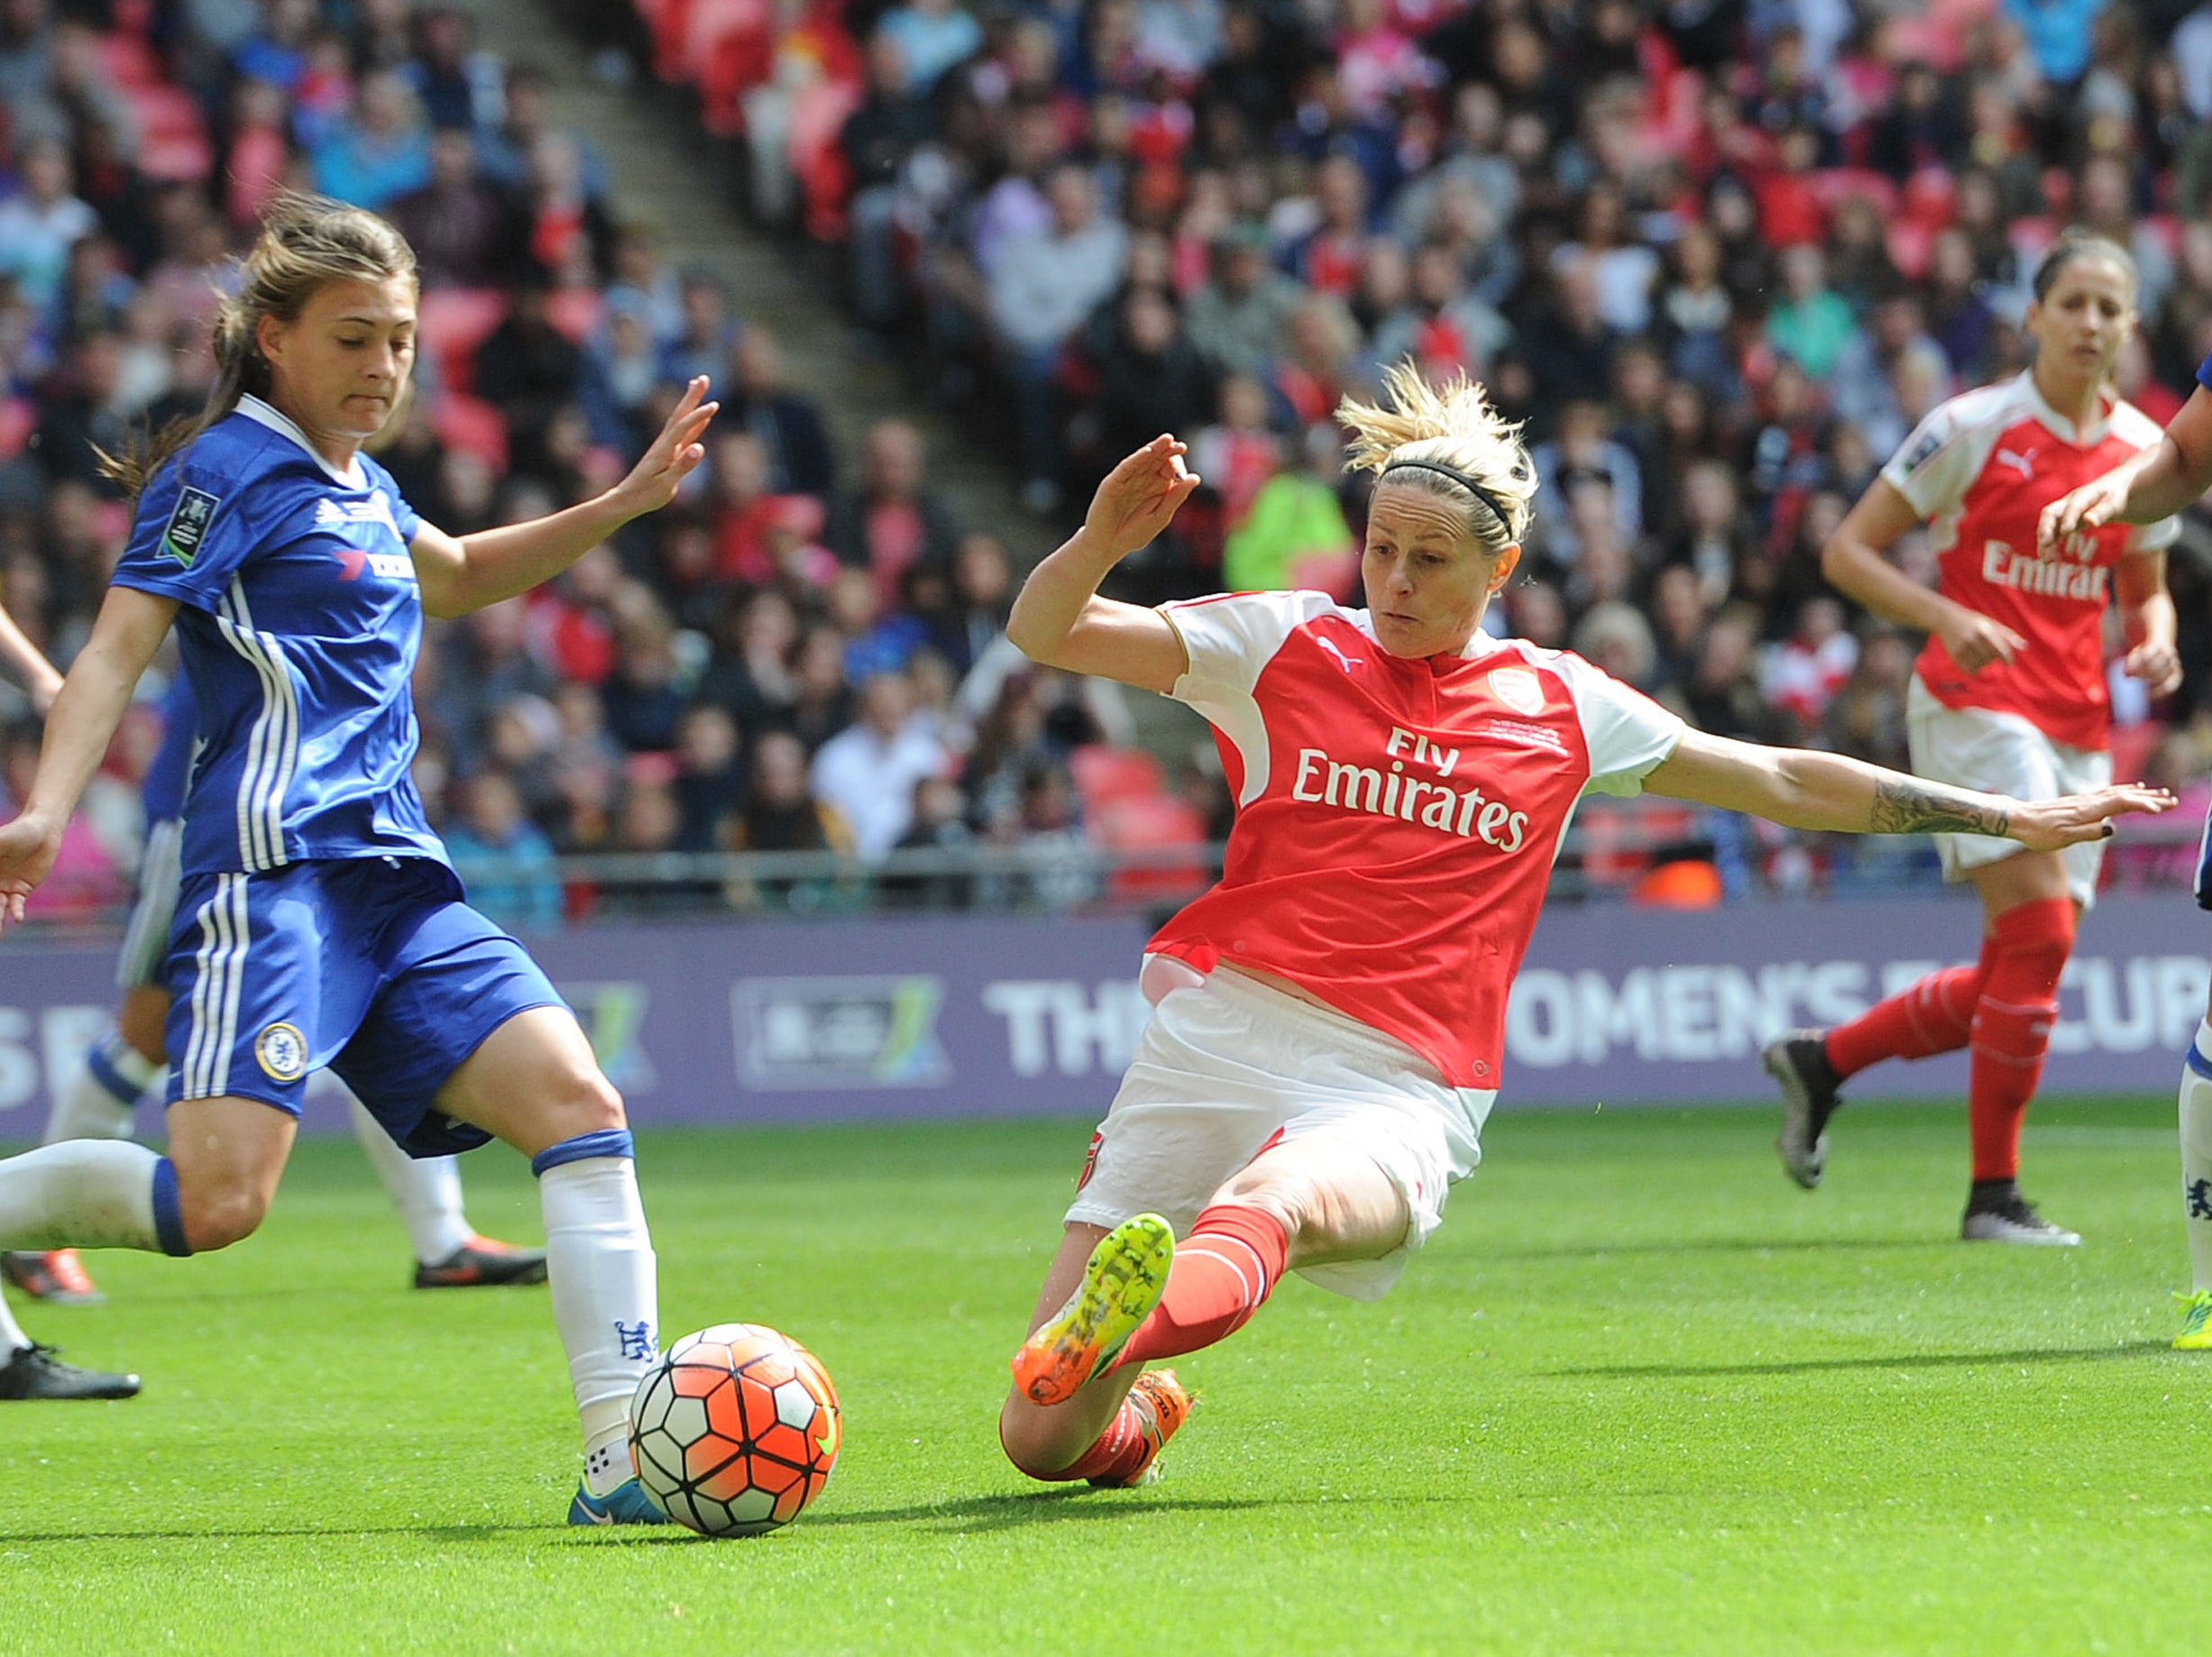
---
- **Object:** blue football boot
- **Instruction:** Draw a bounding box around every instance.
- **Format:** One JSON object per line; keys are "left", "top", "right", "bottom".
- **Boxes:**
{"left": 567, "top": 1478, "right": 672, "bottom": 1526}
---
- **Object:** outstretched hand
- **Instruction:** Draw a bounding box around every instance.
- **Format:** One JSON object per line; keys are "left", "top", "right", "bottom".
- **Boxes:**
{"left": 0, "top": 812, "right": 61, "bottom": 935}
{"left": 1081, "top": 435, "right": 1201, "bottom": 560}
{"left": 610, "top": 376, "right": 719, "bottom": 517}
{"left": 2009, "top": 783, "right": 2175, "bottom": 853}
{"left": 2037, "top": 471, "right": 2130, "bottom": 555}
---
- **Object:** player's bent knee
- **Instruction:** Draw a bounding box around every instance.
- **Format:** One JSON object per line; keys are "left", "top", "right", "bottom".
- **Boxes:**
{"left": 997, "top": 1397, "right": 1088, "bottom": 1479}
{"left": 178, "top": 1183, "right": 270, "bottom": 1252}
{"left": 551, "top": 1069, "right": 626, "bottom": 1139}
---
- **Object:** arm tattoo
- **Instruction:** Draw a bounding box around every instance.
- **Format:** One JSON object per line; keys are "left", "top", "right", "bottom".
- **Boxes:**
{"left": 1869, "top": 778, "right": 2010, "bottom": 838}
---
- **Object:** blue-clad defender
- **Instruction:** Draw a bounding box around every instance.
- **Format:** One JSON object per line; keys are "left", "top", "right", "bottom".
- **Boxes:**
{"left": 2041, "top": 345, "right": 2212, "bottom": 1350}
{"left": 0, "top": 195, "right": 716, "bottom": 1524}
{"left": 5, "top": 673, "right": 550, "bottom": 1309}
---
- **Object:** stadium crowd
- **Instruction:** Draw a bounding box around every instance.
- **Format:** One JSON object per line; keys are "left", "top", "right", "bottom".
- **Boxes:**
{"left": 0, "top": 0, "right": 1205, "bottom": 927}
{"left": 671, "top": 0, "right": 2212, "bottom": 893}
{"left": 0, "top": 0, "right": 2208, "bottom": 922}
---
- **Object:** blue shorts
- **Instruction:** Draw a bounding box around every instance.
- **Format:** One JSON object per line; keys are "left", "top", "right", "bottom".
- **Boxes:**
{"left": 162, "top": 856, "right": 565, "bottom": 1156}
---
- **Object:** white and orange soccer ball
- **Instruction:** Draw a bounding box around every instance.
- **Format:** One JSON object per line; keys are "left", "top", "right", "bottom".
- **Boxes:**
{"left": 627, "top": 1323, "right": 842, "bottom": 1537}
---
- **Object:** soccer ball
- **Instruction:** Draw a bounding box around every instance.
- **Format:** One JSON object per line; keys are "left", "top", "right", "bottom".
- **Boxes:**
{"left": 627, "top": 1323, "right": 842, "bottom": 1537}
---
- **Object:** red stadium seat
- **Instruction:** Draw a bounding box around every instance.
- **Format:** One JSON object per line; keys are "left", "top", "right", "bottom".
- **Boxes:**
{"left": 97, "top": 30, "right": 161, "bottom": 87}
{"left": 1069, "top": 745, "right": 1166, "bottom": 811}
{"left": 1886, "top": 221, "right": 1934, "bottom": 281}
{"left": 546, "top": 287, "right": 605, "bottom": 343}
{"left": 1811, "top": 169, "right": 1897, "bottom": 217}
{"left": 1901, "top": 168, "right": 1956, "bottom": 228}
{"left": 128, "top": 85, "right": 213, "bottom": 181}
{"left": 413, "top": 288, "right": 507, "bottom": 395}
{"left": 1092, "top": 794, "right": 1209, "bottom": 902}
{"left": 0, "top": 397, "right": 33, "bottom": 459}
{"left": 432, "top": 393, "right": 509, "bottom": 470}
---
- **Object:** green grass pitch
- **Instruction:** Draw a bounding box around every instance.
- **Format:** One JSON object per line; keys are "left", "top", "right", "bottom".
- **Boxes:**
{"left": 0, "top": 1096, "right": 2204, "bottom": 1656}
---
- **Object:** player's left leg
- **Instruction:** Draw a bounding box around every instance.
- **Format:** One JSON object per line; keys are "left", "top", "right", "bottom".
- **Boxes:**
{"left": 5, "top": 984, "right": 175, "bottom": 1304}
{"left": 342, "top": 1098, "right": 547, "bottom": 1290}
{"left": 1003, "top": 1137, "right": 1408, "bottom": 1480}
{"left": 428, "top": 1006, "right": 664, "bottom": 1524}
{"left": 1959, "top": 852, "right": 2080, "bottom": 1245}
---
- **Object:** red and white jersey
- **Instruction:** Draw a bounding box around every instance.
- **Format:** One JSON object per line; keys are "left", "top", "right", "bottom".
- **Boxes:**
{"left": 1149, "top": 590, "right": 1686, "bottom": 1088}
{"left": 1882, "top": 372, "right": 2180, "bottom": 751}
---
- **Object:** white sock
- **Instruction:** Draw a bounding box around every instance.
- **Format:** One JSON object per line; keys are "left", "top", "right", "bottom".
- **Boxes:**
{"left": 347, "top": 1097, "right": 473, "bottom": 1265}
{"left": 0, "top": 1291, "right": 27, "bottom": 1351}
{"left": 536, "top": 1133, "right": 657, "bottom": 1496}
{"left": 0, "top": 1140, "right": 182, "bottom": 1253}
{"left": 2180, "top": 1020, "right": 2212, "bottom": 1291}
{"left": 46, "top": 1028, "right": 158, "bottom": 1144}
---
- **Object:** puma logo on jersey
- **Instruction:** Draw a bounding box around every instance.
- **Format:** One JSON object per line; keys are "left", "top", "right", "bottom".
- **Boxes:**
{"left": 1995, "top": 446, "right": 2036, "bottom": 478}
{"left": 1290, "top": 745, "right": 1528, "bottom": 850}
{"left": 1316, "top": 636, "right": 1364, "bottom": 671}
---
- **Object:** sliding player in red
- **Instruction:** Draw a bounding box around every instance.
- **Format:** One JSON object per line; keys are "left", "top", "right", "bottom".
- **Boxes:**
{"left": 1764, "top": 230, "right": 2180, "bottom": 1245}
{"left": 993, "top": 363, "right": 2171, "bottom": 1488}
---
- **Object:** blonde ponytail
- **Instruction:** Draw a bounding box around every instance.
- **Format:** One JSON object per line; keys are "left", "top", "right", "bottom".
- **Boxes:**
{"left": 1335, "top": 361, "right": 1537, "bottom": 553}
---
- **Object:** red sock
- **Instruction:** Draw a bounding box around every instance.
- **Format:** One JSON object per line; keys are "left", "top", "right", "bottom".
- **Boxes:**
{"left": 1967, "top": 897, "right": 2075, "bottom": 1182}
{"left": 1022, "top": 1397, "right": 1154, "bottom": 1483}
{"left": 1824, "top": 950, "right": 1992, "bottom": 1079}
{"left": 1112, "top": 1204, "right": 1290, "bottom": 1372}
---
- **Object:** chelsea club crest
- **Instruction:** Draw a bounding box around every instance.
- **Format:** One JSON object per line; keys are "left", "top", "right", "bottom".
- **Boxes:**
{"left": 254, "top": 1021, "right": 307, "bottom": 1082}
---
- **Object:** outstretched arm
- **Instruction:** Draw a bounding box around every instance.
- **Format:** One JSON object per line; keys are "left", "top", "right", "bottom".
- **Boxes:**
{"left": 408, "top": 377, "right": 717, "bottom": 618}
{"left": 1006, "top": 435, "right": 1201, "bottom": 695}
{"left": 0, "top": 600, "right": 61, "bottom": 712}
{"left": 2039, "top": 387, "right": 2212, "bottom": 551}
{"left": 1643, "top": 728, "right": 2172, "bottom": 850}
{"left": 0, "top": 583, "right": 178, "bottom": 926}
{"left": 1821, "top": 478, "right": 2024, "bottom": 673}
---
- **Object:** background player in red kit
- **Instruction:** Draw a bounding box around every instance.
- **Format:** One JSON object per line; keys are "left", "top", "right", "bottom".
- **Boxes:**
{"left": 1764, "top": 232, "right": 2181, "bottom": 1246}
{"left": 991, "top": 362, "right": 2171, "bottom": 1489}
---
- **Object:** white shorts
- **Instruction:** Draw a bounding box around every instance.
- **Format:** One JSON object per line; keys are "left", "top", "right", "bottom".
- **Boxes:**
{"left": 114, "top": 817, "right": 184, "bottom": 991}
{"left": 1065, "top": 964, "right": 1494, "bottom": 1302}
{"left": 1905, "top": 677, "right": 2110, "bottom": 908}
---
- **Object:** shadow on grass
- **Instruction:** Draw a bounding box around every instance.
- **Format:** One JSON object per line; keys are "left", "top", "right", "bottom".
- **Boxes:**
{"left": 804, "top": 1488, "right": 1270, "bottom": 1533}
{"left": 0, "top": 1494, "right": 1272, "bottom": 1551}
{"left": 1477, "top": 1237, "right": 1943, "bottom": 1264}
{"left": 0, "top": 1522, "right": 551, "bottom": 1545}
{"left": 1555, "top": 1339, "right": 2175, "bottom": 1379}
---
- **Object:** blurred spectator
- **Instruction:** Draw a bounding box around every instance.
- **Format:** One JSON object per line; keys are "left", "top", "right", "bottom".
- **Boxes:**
{"left": 1186, "top": 223, "right": 1301, "bottom": 380}
{"left": 312, "top": 68, "right": 434, "bottom": 208}
{"left": 879, "top": 0, "right": 981, "bottom": 94}
{"left": 474, "top": 275, "right": 583, "bottom": 457}
{"left": 445, "top": 768, "right": 563, "bottom": 932}
{"left": 725, "top": 325, "right": 836, "bottom": 496}
{"left": 670, "top": 701, "right": 746, "bottom": 851}
{"left": 989, "top": 162, "right": 1129, "bottom": 509}
{"left": 0, "top": 137, "right": 97, "bottom": 311}
{"left": 810, "top": 666, "right": 950, "bottom": 858}
{"left": 825, "top": 418, "right": 962, "bottom": 597}
{"left": 728, "top": 729, "right": 854, "bottom": 902}
{"left": 884, "top": 773, "right": 976, "bottom": 908}
{"left": 389, "top": 124, "right": 527, "bottom": 289}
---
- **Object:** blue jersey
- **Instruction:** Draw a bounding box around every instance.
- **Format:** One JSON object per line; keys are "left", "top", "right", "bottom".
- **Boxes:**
{"left": 139, "top": 674, "right": 197, "bottom": 822}
{"left": 110, "top": 394, "right": 446, "bottom": 878}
